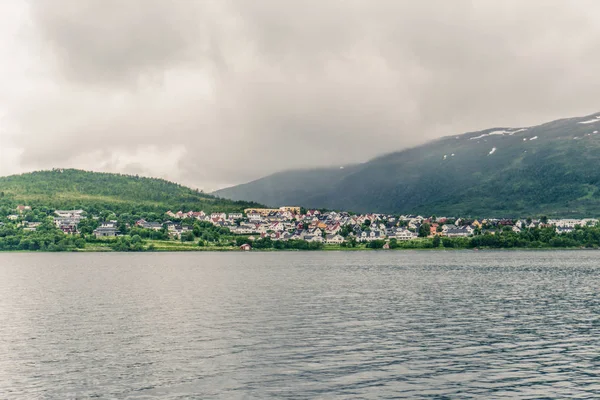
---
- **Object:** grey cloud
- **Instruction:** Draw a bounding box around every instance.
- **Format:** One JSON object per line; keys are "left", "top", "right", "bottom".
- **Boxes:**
{"left": 31, "top": 0, "right": 208, "bottom": 86}
{"left": 6, "top": 0, "right": 600, "bottom": 189}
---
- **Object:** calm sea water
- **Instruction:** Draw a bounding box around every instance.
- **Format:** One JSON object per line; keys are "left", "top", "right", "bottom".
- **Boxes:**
{"left": 1, "top": 251, "right": 599, "bottom": 399}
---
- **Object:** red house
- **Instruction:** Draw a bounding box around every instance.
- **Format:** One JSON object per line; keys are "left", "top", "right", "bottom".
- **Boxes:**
{"left": 240, "top": 244, "right": 252, "bottom": 251}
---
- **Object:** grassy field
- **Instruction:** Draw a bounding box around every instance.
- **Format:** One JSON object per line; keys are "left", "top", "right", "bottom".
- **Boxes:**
{"left": 147, "top": 240, "right": 237, "bottom": 252}
{"left": 70, "top": 238, "right": 370, "bottom": 252}
{"left": 71, "top": 239, "right": 443, "bottom": 252}
{"left": 24, "top": 239, "right": 591, "bottom": 253}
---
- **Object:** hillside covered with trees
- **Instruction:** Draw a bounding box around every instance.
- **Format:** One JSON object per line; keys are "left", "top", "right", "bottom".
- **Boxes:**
{"left": 0, "top": 169, "right": 262, "bottom": 214}
{"left": 214, "top": 112, "right": 600, "bottom": 218}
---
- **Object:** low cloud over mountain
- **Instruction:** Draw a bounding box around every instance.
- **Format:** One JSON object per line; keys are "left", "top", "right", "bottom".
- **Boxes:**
{"left": 1, "top": 1, "right": 600, "bottom": 190}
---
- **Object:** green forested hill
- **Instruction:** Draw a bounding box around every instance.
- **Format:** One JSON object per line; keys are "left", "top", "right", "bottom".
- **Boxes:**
{"left": 0, "top": 169, "right": 262, "bottom": 213}
{"left": 214, "top": 112, "right": 600, "bottom": 217}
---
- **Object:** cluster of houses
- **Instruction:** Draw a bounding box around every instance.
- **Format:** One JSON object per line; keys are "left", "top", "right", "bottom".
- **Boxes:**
{"left": 3, "top": 205, "right": 599, "bottom": 243}
{"left": 54, "top": 210, "right": 85, "bottom": 234}
{"left": 134, "top": 219, "right": 192, "bottom": 238}
{"left": 122, "top": 208, "right": 600, "bottom": 243}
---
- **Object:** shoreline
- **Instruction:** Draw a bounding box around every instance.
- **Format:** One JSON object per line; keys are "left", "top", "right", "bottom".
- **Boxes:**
{"left": 0, "top": 246, "right": 594, "bottom": 254}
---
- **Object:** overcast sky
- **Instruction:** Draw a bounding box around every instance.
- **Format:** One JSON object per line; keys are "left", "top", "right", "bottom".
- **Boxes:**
{"left": 1, "top": 1, "right": 599, "bottom": 190}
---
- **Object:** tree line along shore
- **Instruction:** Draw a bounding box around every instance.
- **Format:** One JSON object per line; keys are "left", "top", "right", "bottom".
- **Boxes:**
{"left": 2, "top": 204, "right": 600, "bottom": 252}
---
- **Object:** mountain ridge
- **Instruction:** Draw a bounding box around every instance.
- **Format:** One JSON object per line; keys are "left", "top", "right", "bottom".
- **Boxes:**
{"left": 213, "top": 111, "right": 600, "bottom": 217}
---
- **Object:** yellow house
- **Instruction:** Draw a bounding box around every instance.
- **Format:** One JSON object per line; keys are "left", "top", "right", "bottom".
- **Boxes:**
{"left": 279, "top": 206, "right": 301, "bottom": 214}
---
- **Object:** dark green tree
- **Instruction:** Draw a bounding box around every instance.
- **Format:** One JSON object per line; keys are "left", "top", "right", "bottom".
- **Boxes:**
{"left": 418, "top": 223, "right": 431, "bottom": 238}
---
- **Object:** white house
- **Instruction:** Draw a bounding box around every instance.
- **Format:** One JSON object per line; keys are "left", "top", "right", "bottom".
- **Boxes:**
{"left": 556, "top": 226, "right": 574, "bottom": 234}
{"left": 305, "top": 235, "right": 324, "bottom": 243}
{"left": 395, "top": 229, "right": 417, "bottom": 241}
{"left": 231, "top": 225, "right": 256, "bottom": 234}
{"left": 248, "top": 213, "right": 262, "bottom": 222}
{"left": 309, "top": 228, "right": 323, "bottom": 237}
{"left": 358, "top": 231, "right": 384, "bottom": 242}
{"left": 257, "top": 224, "right": 270, "bottom": 234}
{"left": 445, "top": 227, "right": 472, "bottom": 237}
{"left": 548, "top": 219, "right": 580, "bottom": 228}
{"left": 325, "top": 234, "right": 345, "bottom": 244}
{"left": 55, "top": 210, "right": 84, "bottom": 219}
{"left": 16, "top": 205, "right": 31, "bottom": 213}
{"left": 23, "top": 222, "right": 42, "bottom": 232}
{"left": 93, "top": 226, "right": 118, "bottom": 238}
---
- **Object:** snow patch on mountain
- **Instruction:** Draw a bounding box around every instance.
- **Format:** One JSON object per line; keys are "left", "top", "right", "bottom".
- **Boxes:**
{"left": 509, "top": 128, "right": 528, "bottom": 135}
{"left": 470, "top": 130, "right": 508, "bottom": 140}
{"left": 578, "top": 117, "right": 600, "bottom": 124}
{"left": 469, "top": 128, "right": 529, "bottom": 140}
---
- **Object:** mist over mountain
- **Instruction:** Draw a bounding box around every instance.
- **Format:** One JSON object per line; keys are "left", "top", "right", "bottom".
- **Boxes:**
{"left": 214, "top": 112, "right": 600, "bottom": 217}
{"left": 2, "top": 2, "right": 600, "bottom": 189}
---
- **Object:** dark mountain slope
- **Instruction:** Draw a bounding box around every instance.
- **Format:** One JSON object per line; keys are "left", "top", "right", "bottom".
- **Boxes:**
{"left": 214, "top": 112, "right": 600, "bottom": 217}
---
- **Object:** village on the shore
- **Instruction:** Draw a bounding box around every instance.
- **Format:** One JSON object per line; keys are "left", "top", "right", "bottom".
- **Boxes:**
{"left": 3, "top": 204, "right": 597, "bottom": 250}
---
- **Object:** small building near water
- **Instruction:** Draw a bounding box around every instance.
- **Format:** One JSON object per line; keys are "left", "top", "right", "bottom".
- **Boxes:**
{"left": 93, "top": 226, "right": 118, "bottom": 238}
{"left": 240, "top": 244, "right": 252, "bottom": 251}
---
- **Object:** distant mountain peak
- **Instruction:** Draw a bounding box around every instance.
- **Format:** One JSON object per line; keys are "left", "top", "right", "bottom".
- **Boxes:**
{"left": 213, "top": 111, "right": 600, "bottom": 217}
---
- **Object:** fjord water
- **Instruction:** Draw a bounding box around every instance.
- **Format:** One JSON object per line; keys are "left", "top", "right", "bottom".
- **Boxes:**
{"left": 1, "top": 252, "right": 599, "bottom": 399}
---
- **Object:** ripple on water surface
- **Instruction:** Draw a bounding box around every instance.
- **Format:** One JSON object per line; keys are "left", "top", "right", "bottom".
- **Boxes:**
{"left": 0, "top": 251, "right": 599, "bottom": 399}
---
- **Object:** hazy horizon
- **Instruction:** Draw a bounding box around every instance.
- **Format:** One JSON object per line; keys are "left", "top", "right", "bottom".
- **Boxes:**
{"left": 1, "top": 1, "right": 600, "bottom": 191}
{"left": 4, "top": 107, "right": 597, "bottom": 192}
